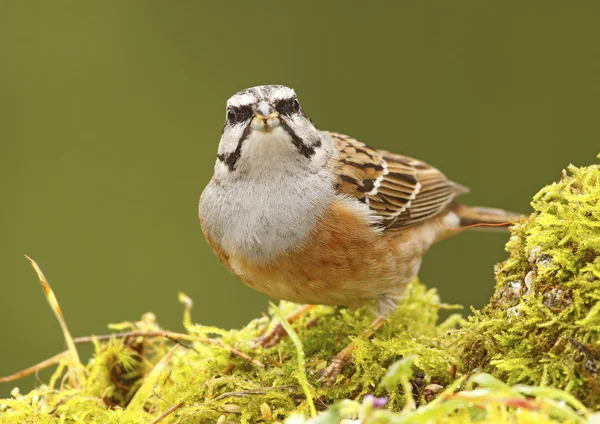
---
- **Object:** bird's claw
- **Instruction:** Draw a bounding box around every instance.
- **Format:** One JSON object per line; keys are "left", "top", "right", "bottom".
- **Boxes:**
{"left": 319, "top": 353, "right": 351, "bottom": 386}
{"left": 253, "top": 322, "right": 288, "bottom": 349}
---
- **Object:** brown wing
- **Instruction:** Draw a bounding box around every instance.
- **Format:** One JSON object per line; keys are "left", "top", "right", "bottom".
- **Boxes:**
{"left": 327, "top": 131, "right": 468, "bottom": 230}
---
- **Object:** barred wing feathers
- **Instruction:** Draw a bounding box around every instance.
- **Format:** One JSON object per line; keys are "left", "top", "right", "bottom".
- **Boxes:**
{"left": 327, "top": 131, "right": 468, "bottom": 230}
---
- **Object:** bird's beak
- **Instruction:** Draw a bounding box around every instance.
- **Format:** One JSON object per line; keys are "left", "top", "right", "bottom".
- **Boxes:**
{"left": 252, "top": 101, "right": 281, "bottom": 132}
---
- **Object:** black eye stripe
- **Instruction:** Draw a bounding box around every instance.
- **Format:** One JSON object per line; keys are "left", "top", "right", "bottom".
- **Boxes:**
{"left": 227, "top": 105, "right": 253, "bottom": 124}
{"left": 274, "top": 97, "right": 300, "bottom": 116}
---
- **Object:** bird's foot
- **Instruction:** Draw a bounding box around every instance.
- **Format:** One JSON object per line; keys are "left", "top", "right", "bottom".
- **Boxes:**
{"left": 254, "top": 322, "right": 288, "bottom": 349}
{"left": 253, "top": 304, "right": 316, "bottom": 349}
{"left": 319, "top": 316, "right": 387, "bottom": 386}
{"left": 319, "top": 343, "right": 355, "bottom": 386}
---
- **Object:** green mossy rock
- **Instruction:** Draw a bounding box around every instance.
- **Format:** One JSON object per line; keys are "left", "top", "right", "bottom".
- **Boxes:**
{"left": 1, "top": 157, "right": 599, "bottom": 423}
{"left": 456, "top": 160, "right": 600, "bottom": 408}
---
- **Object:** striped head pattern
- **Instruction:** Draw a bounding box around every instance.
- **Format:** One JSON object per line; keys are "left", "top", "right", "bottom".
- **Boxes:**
{"left": 214, "top": 85, "right": 328, "bottom": 179}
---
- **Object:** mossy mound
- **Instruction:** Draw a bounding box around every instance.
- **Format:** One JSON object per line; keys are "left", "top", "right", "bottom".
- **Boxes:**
{"left": 457, "top": 161, "right": 600, "bottom": 407}
{"left": 0, "top": 282, "right": 461, "bottom": 423}
{"left": 1, "top": 158, "right": 600, "bottom": 423}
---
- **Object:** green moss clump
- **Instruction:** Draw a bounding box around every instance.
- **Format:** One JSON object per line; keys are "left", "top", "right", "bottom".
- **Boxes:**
{"left": 456, "top": 161, "right": 600, "bottom": 407}
{"left": 0, "top": 281, "right": 460, "bottom": 423}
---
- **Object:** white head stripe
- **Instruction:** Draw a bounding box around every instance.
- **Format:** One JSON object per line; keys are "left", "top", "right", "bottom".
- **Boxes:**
{"left": 227, "top": 93, "right": 256, "bottom": 108}
{"left": 227, "top": 85, "right": 296, "bottom": 108}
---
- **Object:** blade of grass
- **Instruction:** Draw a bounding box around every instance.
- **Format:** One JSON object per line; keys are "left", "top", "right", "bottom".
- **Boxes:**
{"left": 380, "top": 355, "right": 417, "bottom": 412}
{"left": 387, "top": 376, "right": 466, "bottom": 423}
{"left": 122, "top": 344, "right": 179, "bottom": 423}
{"left": 178, "top": 292, "right": 193, "bottom": 331}
{"left": 24, "top": 255, "right": 84, "bottom": 388}
{"left": 514, "top": 384, "right": 590, "bottom": 417}
{"left": 270, "top": 302, "right": 316, "bottom": 418}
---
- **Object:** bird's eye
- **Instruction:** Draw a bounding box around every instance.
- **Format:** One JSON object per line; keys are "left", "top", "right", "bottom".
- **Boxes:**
{"left": 275, "top": 97, "right": 301, "bottom": 116}
{"left": 226, "top": 109, "right": 237, "bottom": 124}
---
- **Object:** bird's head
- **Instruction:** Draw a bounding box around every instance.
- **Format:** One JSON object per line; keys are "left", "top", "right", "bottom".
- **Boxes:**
{"left": 214, "top": 85, "right": 328, "bottom": 178}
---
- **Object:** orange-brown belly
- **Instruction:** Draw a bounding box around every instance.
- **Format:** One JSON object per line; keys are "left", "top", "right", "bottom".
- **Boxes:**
{"left": 225, "top": 199, "right": 432, "bottom": 307}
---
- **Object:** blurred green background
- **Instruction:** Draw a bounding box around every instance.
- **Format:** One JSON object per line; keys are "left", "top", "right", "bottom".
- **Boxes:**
{"left": 1, "top": 1, "right": 598, "bottom": 397}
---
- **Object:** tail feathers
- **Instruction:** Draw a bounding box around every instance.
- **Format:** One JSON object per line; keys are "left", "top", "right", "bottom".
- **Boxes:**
{"left": 452, "top": 203, "right": 522, "bottom": 231}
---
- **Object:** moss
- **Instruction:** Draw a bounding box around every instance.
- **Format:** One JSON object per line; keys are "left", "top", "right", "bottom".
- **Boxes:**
{"left": 1, "top": 157, "right": 599, "bottom": 423}
{"left": 0, "top": 281, "right": 460, "bottom": 423}
{"left": 456, "top": 160, "right": 600, "bottom": 408}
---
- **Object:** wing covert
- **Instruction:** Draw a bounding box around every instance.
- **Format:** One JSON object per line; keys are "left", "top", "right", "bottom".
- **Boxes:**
{"left": 327, "top": 131, "right": 467, "bottom": 230}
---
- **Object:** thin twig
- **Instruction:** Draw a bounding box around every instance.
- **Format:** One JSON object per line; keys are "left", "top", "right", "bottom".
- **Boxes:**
{"left": 0, "top": 351, "right": 67, "bottom": 383}
{"left": 0, "top": 330, "right": 264, "bottom": 386}
{"left": 165, "top": 336, "right": 199, "bottom": 353}
{"left": 72, "top": 331, "right": 264, "bottom": 368}
{"left": 150, "top": 401, "right": 185, "bottom": 424}
{"left": 212, "top": 385, "right": 296, "bottom": 402}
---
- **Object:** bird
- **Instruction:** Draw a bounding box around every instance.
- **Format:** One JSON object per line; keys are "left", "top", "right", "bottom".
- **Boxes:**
{"left": 199, "top": 84, "right": 519, "bottom": 380}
